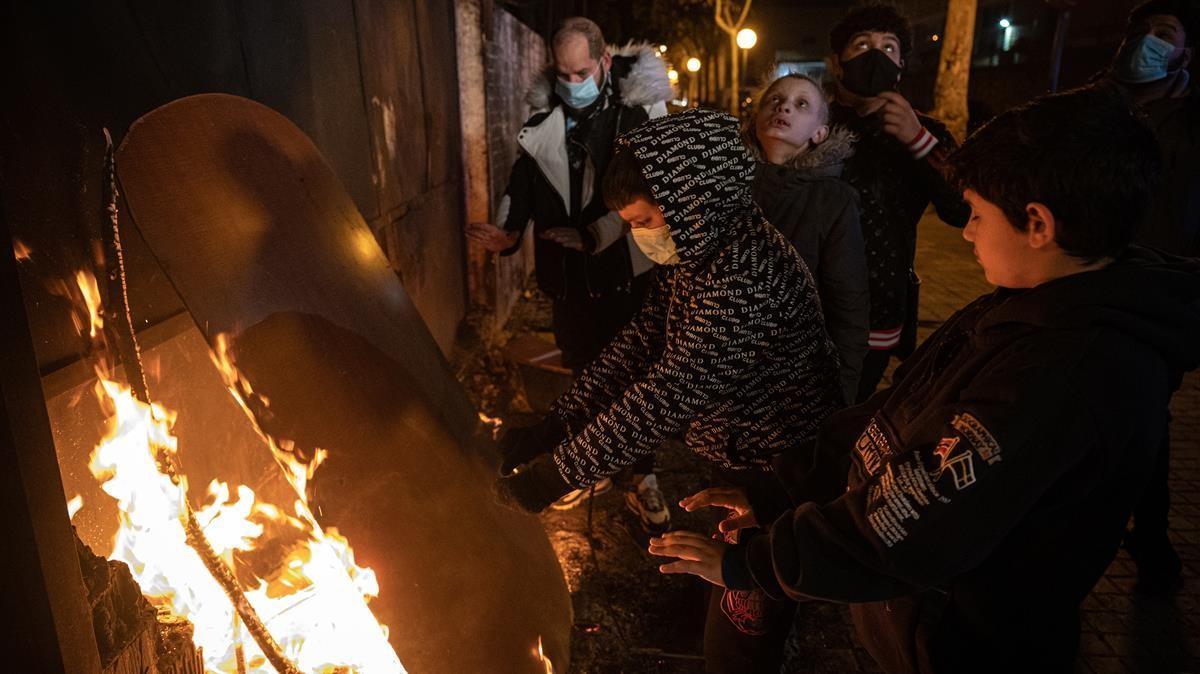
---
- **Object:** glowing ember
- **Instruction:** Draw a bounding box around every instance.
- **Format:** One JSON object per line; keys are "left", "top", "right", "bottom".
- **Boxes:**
{"left": 477, "top": 411, "right": 504, "bottom": 441}
{"left": 13, "top": 238, "right": 32, "bottom": 262}
{"left": 71, "top": 271, "right": 404, "bottom": 674}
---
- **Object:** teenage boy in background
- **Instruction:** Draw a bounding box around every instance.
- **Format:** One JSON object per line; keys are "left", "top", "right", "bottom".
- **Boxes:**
{"left": 825, "top": 3, "right": 970, "bottom": 402}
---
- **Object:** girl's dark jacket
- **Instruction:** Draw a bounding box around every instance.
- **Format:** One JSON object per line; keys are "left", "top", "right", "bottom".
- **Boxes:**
{"left": 725, "top": 247, "right": 1200, "bottom": 673}
{"left": 547, "top": 108, "right": 844, "bottom": 488}
{"left": 751, "top": 126, "right": 870, "bottom": 404}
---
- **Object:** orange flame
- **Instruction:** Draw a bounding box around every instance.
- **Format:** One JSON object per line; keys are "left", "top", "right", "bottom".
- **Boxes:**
{"left": 477, "top": 411, "right": 503, "bottom": 441}
{"left": 67, "top": 494, "right": 84, "bottom": 520}
{"left": 76, "top": 270, "right": 104, "bottom": 339}
{"left": 535, "top": 636, "right": 555, "bottom": 674}
{"left": 70, "top": 271, "right": 404, "bottom": 674}
{"left": 13, "top": 238, "right": 32, "bottom": 262}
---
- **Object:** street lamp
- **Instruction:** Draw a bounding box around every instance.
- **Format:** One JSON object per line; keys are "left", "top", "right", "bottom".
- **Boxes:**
{"left": 736, "top": 28, "right": 757, "bottom": 49}
{"left": 684, "top": 58, "right": 702, "bottom": 107}
{"left": 736, "top": 28, "right": 757, "bottom": 107}
{"left": 659, "top": 44, "right": 668, "bottom": 54}
{"left": 668, "top": 68, "right": 680, "bottom": 84}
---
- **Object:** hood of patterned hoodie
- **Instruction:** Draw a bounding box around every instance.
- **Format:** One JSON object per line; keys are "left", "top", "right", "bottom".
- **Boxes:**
{"left": 617, "top": 108, "right": 759, "bottom": 269}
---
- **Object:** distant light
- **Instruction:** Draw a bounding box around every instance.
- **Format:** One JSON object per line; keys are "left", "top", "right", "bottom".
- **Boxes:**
{"left": 931, "top": 33, "right": 940, "bottom": 42}
{"left": 736, "top": 28, "right": 758, "bottom": 50}
{"left": 659, "top": 44, "right": 668, "bottom": 53}
{"left": 667, "top": 68, "right": 679, "bottom": 84}
{"left": 999, "top": 18, "right": 1011, "bottom": 28}
{"left": 686, "top": 57, "right": 702, "bottom": 72}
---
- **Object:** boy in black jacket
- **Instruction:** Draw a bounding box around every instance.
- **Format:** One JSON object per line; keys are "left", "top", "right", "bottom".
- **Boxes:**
{"left": 824, "top": 3, "right": 971, "bottom": 402}
{"left": 745, "top": 72, "right": 869, "bottom": 404}
{"left": 650, "top": 86, "right": 1200, "bottom": 672}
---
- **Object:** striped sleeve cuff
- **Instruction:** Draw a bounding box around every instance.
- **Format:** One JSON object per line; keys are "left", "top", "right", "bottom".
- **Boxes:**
{"left": 868, "top": 325, "right": 903, "bottom": 350}
{"left": 906, "top": 126, "right": 939, "bottom": 160}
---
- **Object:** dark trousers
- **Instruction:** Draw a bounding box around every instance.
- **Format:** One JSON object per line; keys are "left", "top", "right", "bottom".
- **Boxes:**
{"left": 856, "top": 348, "right": 893, "bottom": 404}
{"left": 702, "top": 469, "right": 798, "bottom": 672}
{"left": 1133, "top": 422, "right": 1171, "bottom": 535}
{"left": 703, "top": 584, "right": 796, "bottom": 673}
{"left": 551, "top": 276, "right": 649, "bottom": 370}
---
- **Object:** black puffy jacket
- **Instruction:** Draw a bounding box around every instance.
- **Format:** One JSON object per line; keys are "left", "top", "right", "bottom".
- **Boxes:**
{"left": 752, "top": 125, "right": 869, "bottom": 404}
{"left": 546, "top": 108, "right": 843, "bottom": 488}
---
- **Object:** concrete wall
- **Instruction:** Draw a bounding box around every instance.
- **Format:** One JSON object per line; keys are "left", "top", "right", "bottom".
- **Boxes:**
{"left": 457, "top": 0, "right": 545, "bottom": 332}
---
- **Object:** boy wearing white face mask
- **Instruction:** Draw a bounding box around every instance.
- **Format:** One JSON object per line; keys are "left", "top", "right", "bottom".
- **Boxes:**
{"left": 628, "top": 223, "right": 680, "bottom": 265}
{"left": 494, "top": 109, "right": 844, "bottom": 671}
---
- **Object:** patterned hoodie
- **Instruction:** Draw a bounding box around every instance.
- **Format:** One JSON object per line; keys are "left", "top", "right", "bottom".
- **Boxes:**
{"left": 548, "top": 108, "right": 843, "bottom": 488}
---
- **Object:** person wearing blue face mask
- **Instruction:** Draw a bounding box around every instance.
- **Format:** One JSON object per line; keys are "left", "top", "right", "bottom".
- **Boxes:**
{"left": 1100, "top": 0, "right": 1198, "bottom": 600}
{"left": 1110, "top": 1, "right": 1194, "bottom": 106}
{"left": 465, "top": 17, "right": 676, "bottom": 528}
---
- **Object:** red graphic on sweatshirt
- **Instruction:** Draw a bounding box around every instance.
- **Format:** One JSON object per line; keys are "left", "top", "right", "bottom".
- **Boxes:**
{"left": 721, "top": 589, "right": 768, "bottom": 635}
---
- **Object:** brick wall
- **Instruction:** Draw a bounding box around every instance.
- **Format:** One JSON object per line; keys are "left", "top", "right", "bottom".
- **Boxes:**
{"left": 458, "top": 0, "right": 546, "bottom": 334}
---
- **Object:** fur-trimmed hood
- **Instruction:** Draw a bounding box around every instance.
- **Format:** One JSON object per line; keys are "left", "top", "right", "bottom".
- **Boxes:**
{"left": 745, "top": 124, "right": 857, "bottom": 178}
{"left": 526, "top": 41, "right": 675, "bottom": 111}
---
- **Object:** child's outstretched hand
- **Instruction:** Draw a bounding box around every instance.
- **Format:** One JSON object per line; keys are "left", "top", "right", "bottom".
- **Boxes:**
{"left": 679, "top": 487, "right": 757, "bottom": 535}
{"left": 648, "top": 531, "right": 727, "bottom": 587}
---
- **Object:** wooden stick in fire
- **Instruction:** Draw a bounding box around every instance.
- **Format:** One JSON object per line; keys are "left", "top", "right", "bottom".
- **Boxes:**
{"left": 100, "top": 128, "right": 300, "bottom": 674}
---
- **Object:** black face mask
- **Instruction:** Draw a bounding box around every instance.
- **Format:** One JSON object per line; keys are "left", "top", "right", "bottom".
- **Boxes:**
{"left": 839, "top": 49, "right": 902, "bottom": 97}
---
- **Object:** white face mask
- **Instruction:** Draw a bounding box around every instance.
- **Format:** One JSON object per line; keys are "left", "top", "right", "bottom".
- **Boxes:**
{"left": 630, "top": 226, "right": 680, "bottom": 265}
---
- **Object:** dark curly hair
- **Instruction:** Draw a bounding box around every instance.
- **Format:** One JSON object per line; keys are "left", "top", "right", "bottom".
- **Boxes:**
{"left": 1128, "top": 0, "right": 1196, "bottom": 46}
{"left": 948, "top": 85, "right": 1160, "bottom": 263}
{"left": 603, "top": 141, "right": 656, "bottom": 211}
{"left": 829, "top": 3, "right": 913, "bottom": 59}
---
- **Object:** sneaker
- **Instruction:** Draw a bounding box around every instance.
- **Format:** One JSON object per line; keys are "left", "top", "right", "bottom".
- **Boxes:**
{"left": 625, "top": 474, "right": 671, "bottom": 533}
{"left": 1125, "top": 529, "right": 1183, "bottom": 596}
{"left": 550, "top": 478, "right": 613, "bottom": 510}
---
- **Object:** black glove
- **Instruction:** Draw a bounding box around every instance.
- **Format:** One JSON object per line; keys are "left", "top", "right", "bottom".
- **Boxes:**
{"left": 498, "top": 415, "right": 567, "bottom": 475}
{"left": 494, "top": 453, "right": 572, "bottom": 514}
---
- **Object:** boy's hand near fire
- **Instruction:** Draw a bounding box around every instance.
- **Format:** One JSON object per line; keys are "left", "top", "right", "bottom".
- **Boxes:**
{"left": 679, "top": 486, "right": 758, "bottom": 535}
{"left": 648, "top": 531, "right": 729, "bottom": 587}
{"left": 647, "top": 486, "right": 759, "bottom": 587}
